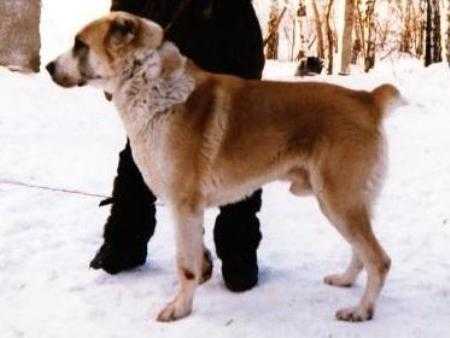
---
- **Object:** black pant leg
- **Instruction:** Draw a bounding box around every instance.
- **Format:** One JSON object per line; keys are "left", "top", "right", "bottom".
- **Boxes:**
{"left": 102, "top": 0, "right": 266, "bottom": 289}
{"left": 214, "top": 189, "right": 263, "bottom": 292}
{"left": 90, "top": 140, "right": 157, "bottom": 274}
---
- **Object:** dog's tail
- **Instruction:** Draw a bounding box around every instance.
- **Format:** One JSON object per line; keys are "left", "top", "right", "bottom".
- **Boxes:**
{"left": 371, "top": 84, "right": 408, "bottom": 120}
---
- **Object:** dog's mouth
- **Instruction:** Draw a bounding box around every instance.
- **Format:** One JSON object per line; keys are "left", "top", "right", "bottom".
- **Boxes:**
{"left": 78, "top": 73, "right": 105, "bottom": 87}
{"left": 53, "top": 77, "right": 79, "bottom": 88}
{"left": 55, "top": 72, "right": 108, "bottom": 88}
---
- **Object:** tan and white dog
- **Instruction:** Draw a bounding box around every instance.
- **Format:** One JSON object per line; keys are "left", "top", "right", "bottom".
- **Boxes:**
{"left": 47, "top": 12, "right": 405, "bottom": 323}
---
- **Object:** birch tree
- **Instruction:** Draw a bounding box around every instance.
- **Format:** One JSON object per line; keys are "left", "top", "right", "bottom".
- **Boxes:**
{"left": 447, "top": 0, "right": 450, "bottom": 65}
{"left": 402, "top": 0, "right": 413, "bottom": 54}
{"left": 338, "top": 0, "right": 355, "bottom": 74}
{"left": 325, "top": 0, "right": 335, "bottom": 74}
{"left": 432, "top": 0, "right": 442, "bottom": 62}
{"left": 266, "top": 1, "right": 281, "bottom": 59}
{"left": 295, "top": 0, "right": 308, "bottom": 60}
{"left": 0, "top": 0, "right": 41, "bottom": 73}
{"left": 364, "top": 0, "right": 376, "bottom": 72}
{"left": 417, "top": 0, "right": 427, "bottom": 56}
{"left": 425, "top": 0, "right": 442, "bottom": 66}
{"left": 309, "top": 0, "right": 325, "bottom": 58}
{"left": 352, "top": 0, "right": 364, "bottom": 64}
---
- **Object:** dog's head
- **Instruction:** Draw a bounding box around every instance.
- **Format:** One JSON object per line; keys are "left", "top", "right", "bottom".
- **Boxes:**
{"left": 46, "top": 12, "right": 168, "bottom": 90}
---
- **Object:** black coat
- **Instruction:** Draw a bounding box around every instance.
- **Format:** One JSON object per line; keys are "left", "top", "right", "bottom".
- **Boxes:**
{"left": 111, "top": 0, "right": 265, "bottom": 79}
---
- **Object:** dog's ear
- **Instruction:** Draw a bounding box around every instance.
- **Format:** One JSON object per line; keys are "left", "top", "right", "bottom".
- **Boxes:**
{"left": 138, "top": 18, "right": 164, "bottom": 49}
{"left": 158, "top": 42, "right": 186, "bottom": 79}
{"left": 107, "top": 16, "right": 138, "bottom": 49}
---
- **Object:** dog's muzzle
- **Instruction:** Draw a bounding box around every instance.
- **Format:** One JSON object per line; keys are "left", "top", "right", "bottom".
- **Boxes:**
{"left": 46, "top": 61, "right": 88, "bottom": 88}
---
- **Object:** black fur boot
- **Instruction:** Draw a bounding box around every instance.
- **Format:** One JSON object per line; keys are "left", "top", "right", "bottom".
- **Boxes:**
{"left": 90, "top": 142, "right": 157, "bottom": 274}
{"left": 214, "top": 190, "right": 263, "bottom": 292}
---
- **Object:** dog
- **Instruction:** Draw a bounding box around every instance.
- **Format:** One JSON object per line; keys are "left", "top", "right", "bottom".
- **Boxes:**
{"left": 47, "top": 12, "right": 406, "bottom": 322}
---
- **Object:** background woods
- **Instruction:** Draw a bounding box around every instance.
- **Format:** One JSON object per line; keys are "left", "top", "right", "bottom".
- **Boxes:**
{"left": 255, "top": 0, "right": 450, "bottom": 73}
{"left": 0, "top": 0, "right": 449, "bottom": 74}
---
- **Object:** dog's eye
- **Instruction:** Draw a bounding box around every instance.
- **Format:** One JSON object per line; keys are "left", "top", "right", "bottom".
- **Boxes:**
{"left": 73, "top": 37, "right": 88, "bottom": 55}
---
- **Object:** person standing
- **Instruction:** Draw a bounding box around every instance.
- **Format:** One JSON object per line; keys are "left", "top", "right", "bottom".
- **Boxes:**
{"left": 90, "top": 0, "right": 266, "bottom": 292}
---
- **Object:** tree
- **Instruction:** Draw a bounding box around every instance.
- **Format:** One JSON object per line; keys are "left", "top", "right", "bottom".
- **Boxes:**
{"left": 364, "top": 0, "right": 377, "bottom": 72}
{"left": 352, "top": 0, "right": 364, "bottom": 64}
{"left": 266, "top": 1, "right": 281, "bottom": 59}
{"left": 338, "top": 0, "right": 355, "bottom": 74}
{"left": 425, "top": 0, "right": 442, "bottom": 66}
{"left": 325, "top": 0, "right": 335, "bottom": 74}
{"left": 309, "top": 0, "right": 325, "bottom": 58}
{"left": 401, "top": 0, "right": 414, "bottom": 54}
{"left": 417, "top": 0, "right": 427, "bottom": 57}
{"left": 0, "top": 0, "right": 41, "bottom": 73}
{"left": 447, "top": 0, "right": 450, "bottom": 65}
{"left": 432, "top": 0, "right": 442, "bottom": 62}
{"left": 295, "top": 0, "right": 308, "bottom": 60}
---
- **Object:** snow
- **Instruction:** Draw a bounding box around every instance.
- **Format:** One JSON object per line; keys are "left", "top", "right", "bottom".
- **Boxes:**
{"left": 1, "top": 1, "right": 450, "bottom": 337}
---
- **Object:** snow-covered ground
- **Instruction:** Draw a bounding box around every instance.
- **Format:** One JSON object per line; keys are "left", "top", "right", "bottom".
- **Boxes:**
{"left": 1, "top": 1, "right": 450, "bottom": 337}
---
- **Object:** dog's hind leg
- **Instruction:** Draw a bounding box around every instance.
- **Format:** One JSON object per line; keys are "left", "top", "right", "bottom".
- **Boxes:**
{"left": 318, "top": 195, "right": 390, "bottom": 322}
{"left": 157, "top": 201, "right": 206, "bottom": 322}
{"left": 290, "top": 166, "right": 363, "bottom": 288}
{"left": 324, "top": 249, "right": 363, "bottom": 287}
{"left": 310, "top": 149, "right": 390, "bottom": 322}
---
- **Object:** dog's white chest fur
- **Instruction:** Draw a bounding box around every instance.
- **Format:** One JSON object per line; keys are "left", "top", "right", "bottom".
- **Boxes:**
{"left": 113, "top": 49, "right": 195, "bottom": 198}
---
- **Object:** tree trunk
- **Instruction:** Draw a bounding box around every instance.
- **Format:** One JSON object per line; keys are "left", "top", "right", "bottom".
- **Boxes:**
{"left": 432, "top": 0, "right": 442, "bottom": 62}
{"left": 296, "top": 0, "right": 308, "bottom": 60}
{"left": 447, "top": 0, "right": 450, "bottom": 65}
{"left": 266, "top": 2, "right": 280, "bottom": 60}
{"left": 0, "top": 0, "right": 41, "bottom": 73}
{"left": 310, "top": 0, "right": 325, "bottom": 58}
{"left": 425, "top": 0, "right": 443, "bottom": 66}
{"left": 325, "top": 0, "right": 335, "bottom": 74}
{"left": 425, "top": 0, "right": 433, "bottom": 65}
{"left": 364, "top": 0, "right": 376, "bottom": 72}
{"left": 338, "top": 0, "right": 354, "bottom": 74}
{"left": 352, "top": 0, "right": 364, "bottom": 64}
{"left": 433, "top": 0, "right": 442, "bottom": 62}
{"left": 411, "top": 2, "right": 421, "bottom": 56}
{"left": 418, "top": 0, "right": 427, "bottom": 56}
{"left": 404, "top": 0, "right": 413, "bottom": 54}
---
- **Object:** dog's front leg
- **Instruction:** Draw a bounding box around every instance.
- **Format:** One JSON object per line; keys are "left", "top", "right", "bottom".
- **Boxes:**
{"left": 157, "top": 201, "right": 205, "bottom": 322}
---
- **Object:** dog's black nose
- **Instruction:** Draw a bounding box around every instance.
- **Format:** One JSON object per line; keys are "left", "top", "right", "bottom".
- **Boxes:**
{"left": 46, "top": 61, "right": 56, "bottom": 76}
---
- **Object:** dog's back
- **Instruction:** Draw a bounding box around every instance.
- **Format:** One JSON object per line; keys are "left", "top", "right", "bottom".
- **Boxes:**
{"left": 178, "top": 67, "right": 401, "bottom": 209}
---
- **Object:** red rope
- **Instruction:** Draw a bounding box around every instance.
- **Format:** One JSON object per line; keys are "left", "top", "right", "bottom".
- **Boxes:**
{"left": 0, "top": 178, "right": 109, "bottom": 199}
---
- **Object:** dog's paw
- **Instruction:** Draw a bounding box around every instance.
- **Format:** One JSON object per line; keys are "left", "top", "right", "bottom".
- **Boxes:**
{"left": 324, "top": 273, "right": 354, "bottom": 288}
{"left": 156, "top": 297, "right": 193, "bottom": 322}
{"left": 335, "top": 305, "right": 374, "bottom": 322}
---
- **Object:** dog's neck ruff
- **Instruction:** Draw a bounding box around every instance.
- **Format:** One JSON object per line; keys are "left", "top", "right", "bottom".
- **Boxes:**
{"left": 113, "top": 48, "right": 195, "bottom": 135}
